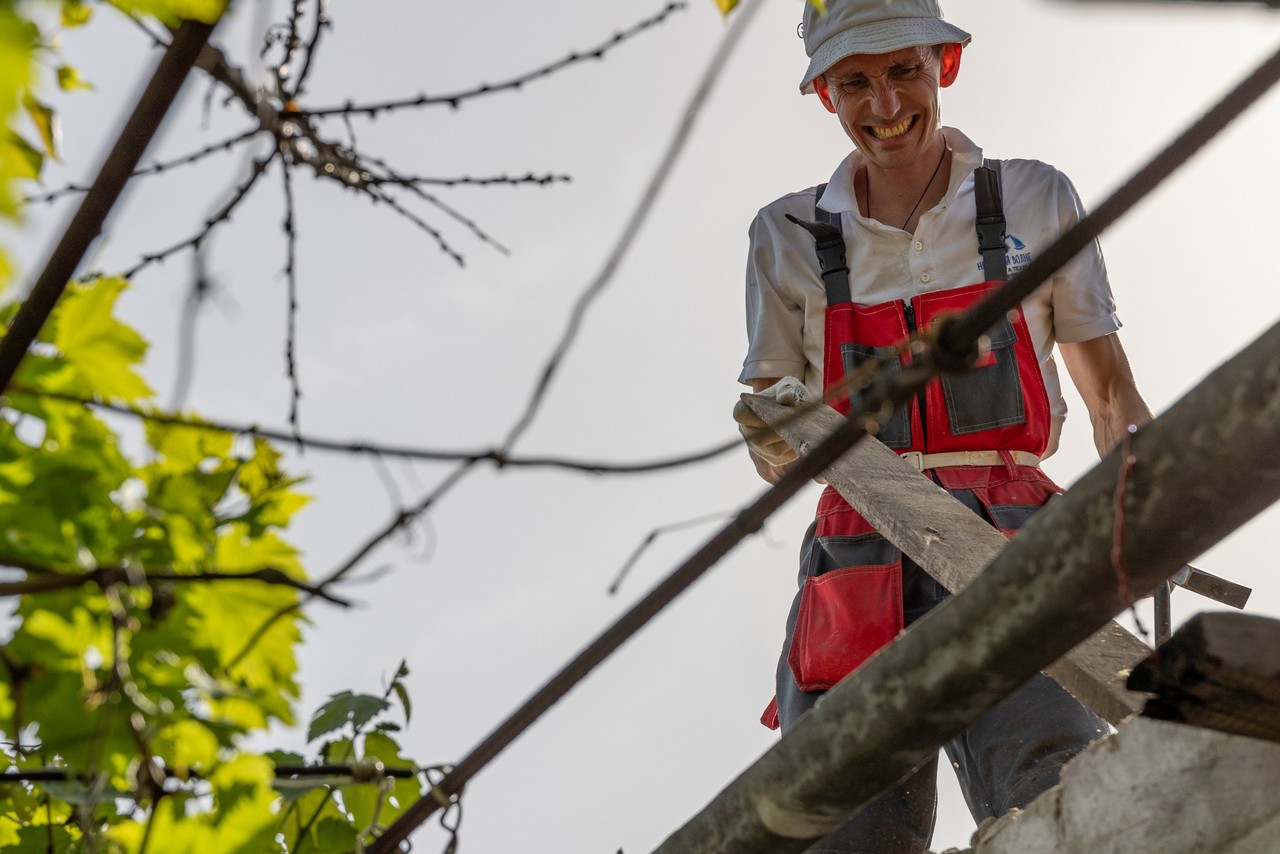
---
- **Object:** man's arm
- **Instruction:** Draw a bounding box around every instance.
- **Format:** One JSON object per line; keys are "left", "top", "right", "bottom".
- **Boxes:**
{"left": 1059, "top": 332, "right": 1153, "bottom": 456}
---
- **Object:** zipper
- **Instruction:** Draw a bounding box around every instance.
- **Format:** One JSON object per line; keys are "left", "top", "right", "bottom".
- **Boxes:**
{"left": 903, "top": 299, "right": 926, "bottom": 452}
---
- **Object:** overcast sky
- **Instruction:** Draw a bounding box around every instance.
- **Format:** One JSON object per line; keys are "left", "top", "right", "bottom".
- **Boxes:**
{"left": 8, "top": 0, "right": 1280, "bottom": 850}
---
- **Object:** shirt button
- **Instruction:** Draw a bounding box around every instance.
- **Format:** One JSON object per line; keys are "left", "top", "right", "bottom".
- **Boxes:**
{"left": 914, "top": 241, "right": 923, "bottom": 251}
{"left": 921, "top": 273, "right": 932, "bottom": 283}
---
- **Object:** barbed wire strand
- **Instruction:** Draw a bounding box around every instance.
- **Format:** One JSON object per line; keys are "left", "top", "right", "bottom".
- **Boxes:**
{"left": 222, "top": 0, "right": 759, "bottom": 739}
{"left": 498, "top": 0, "right": 762, "bottom": 455}
{"left": 6, "top": 386, "right": 742, "bottom": 473}
{"left": 0, "top": 557, "right": 353, "bottom": 606}
{"left": 292, "top": 3, "right": 688, "bottom": 119}
{"left": 366, "top": 35, "right": 1280, "bottom": 852}
{"left": 0, "top": 764, "right": 420, "bottom": 783}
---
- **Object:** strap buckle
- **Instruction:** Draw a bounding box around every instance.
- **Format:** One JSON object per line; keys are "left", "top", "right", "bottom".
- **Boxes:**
{"left": 899, "top": 451, "right": 925, "bottom": 471}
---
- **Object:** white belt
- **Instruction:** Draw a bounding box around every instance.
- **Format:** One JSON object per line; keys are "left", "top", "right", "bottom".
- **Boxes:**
{"left": 897, "top": 449, "right": 1041, "bottom": 471}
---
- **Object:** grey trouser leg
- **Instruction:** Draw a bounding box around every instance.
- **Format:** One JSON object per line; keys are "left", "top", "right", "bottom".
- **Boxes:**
{"left": 776, "top": 529, "right": 1105, "bottom": 853}
{"left": 944, "top": 672, "right": 1107, "bottom": 821}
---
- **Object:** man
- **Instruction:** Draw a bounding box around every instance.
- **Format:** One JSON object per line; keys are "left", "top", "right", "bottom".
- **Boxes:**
{"left": 733, "top": 1, "right": 1153, "bottom": 851}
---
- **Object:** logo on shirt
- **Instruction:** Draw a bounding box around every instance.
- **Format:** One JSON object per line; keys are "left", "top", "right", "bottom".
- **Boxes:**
{"left": 979, "top": 233, "right": 1033, "bottom": 276}
{"left": 1005, "top": 233, "right": 1032, "bottom": 275}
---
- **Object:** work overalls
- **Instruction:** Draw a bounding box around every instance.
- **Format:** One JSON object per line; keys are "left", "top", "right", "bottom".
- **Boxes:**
{"left": 766, "top": 162, "right": 1106, "bottom": 854}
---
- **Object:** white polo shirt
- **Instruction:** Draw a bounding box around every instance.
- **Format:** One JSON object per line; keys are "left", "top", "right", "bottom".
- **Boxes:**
{"left": 738, "top": 128, "right": 1121, "bottom": 458}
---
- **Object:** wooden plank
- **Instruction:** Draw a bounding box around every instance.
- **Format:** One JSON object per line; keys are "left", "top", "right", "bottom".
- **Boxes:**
{"left": 743, "top": 395, "right": 1150, "bottom": 725}
{"left": 967, "top": 717, "right": 1280, "bottom": 854}
{"left": 1128, "top": 612, "right": 1280, "bottom": 743}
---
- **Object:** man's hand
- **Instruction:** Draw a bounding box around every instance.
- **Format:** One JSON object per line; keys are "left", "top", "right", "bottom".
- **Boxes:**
{"left": 734, "top": 377, "right": 808, "bottom": 475}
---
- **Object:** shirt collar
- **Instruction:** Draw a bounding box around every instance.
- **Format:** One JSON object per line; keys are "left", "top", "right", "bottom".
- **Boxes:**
{"left": 817, "top": 127, "right": 985, "bottom": 216}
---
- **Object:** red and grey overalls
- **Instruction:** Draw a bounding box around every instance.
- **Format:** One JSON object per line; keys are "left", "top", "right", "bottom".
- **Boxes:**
{"left": 764, "top": 160, "right": 1063, "bottom": 730}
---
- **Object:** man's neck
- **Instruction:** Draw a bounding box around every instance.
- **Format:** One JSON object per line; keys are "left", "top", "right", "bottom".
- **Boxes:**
{"left": 857, "top": 134, "right": 952, "bottom": 232}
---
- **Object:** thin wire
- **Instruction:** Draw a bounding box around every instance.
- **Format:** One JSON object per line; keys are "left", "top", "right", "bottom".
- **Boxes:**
{"left": 293, "top": 3, "right": 688, "bottom": 118}
{"left": 498, "top": 0, "right": 767, "bottom": 455}
{"left": 366, "top": 36, "right": 1280, "bottom": 852}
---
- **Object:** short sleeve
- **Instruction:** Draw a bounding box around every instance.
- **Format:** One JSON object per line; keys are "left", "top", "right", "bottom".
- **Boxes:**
{"left": 739, "top": 203, "right": 809, "bottom": 384}
{"left": 1049, "top": 171, "right": 1122, "bottom": 344}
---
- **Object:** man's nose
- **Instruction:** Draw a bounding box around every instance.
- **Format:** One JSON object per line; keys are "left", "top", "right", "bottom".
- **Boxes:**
{"left": 869, "top": 82, "right": 902, "bottom": 120}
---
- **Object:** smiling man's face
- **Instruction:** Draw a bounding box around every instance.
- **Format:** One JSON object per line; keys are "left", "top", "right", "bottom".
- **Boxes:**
{"left": 816, "top": 46, "right": 946, "bottom": 173}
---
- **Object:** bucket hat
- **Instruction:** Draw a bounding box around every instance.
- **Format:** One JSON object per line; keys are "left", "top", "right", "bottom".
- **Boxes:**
{"left": 799, "top": 0, "right": 971, "bottom": 94}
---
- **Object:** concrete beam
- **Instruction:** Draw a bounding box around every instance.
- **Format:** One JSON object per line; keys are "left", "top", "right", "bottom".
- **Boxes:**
{"left": 653, "top": 315, "right": 1280, "bottom": 853}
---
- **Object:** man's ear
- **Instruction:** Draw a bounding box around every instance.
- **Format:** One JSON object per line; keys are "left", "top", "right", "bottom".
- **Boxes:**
{"left": 814, "top": 76, "right": 837, "bottom": 113}
{"left": 939, "top": 43, "right": 963, "bottom": 88}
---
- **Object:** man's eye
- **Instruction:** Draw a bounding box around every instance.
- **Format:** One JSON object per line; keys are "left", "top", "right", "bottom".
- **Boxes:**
{"left": 891, "top": 65, "right": 920, "bottom": 79}
{"left": 841, "top": 78, "right": 869, "bottom": 91}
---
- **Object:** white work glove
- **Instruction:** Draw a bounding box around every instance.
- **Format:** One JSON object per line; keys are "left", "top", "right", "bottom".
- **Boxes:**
{"left": 733, "top": 377, "right": 809, "bottom": 466}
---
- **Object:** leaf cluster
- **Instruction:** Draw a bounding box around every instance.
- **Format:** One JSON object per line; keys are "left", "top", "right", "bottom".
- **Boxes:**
{"left": 0, "top": 280, "right": 429, "bottom": 850}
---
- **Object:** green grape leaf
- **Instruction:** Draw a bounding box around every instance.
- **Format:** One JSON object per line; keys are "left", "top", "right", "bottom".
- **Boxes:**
{"left": 109, "top": 0, "right": 227, "bottom": 26}
{"left": 48, "top": 277, "right": 152, "bottom": 401}
{"left": 55, "top": 64, "right": 92, "bottom": 92}
{"left": 3, "top": 130, "right": 42, "bottom": 181}
{"left": 307, "top": 691, "right": 390, "bottom": 743}
{"left": 343, "top": 731, "right": 422, "bottom": 828}
{"left": 393, "top": 679, "right": 411, "bottom": 725}
{"left": 0, "top": 7, "right": 39, "bottom": 216}
{"left": 309, "top": 817, "right": 359, "bottom": 851}
{"left": 180, "top": 577, "right": 301, "bottom": 726}
{"left": 153, "top": 719, "right": 220, "bottom": 775}
{"left": 21, "top": 92, "right": 58, "bottom": 158}
{"left": 60, "top": 1, "right": 93, "bottom": 28}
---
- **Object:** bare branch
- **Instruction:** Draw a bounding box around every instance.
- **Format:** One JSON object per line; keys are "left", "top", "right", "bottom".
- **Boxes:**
{"left": 168, "top": 251, "right": 214, "bottom": 409}
{"left": 361, "top": 185, "right": 465, "bottom": 266}
{"left": 225, "top": 459, "right": 480, "bottom": 671}
{"left": 23, "top": 127, "right": 262, "bottom": 206}
{"left": 280, "top": 163, "right": 303, "bottom": 438}
{"left": 288, "top": 0, "right": 330, "bottom": 101}
{"left": 117, "top": 151, "right": 278, "bottom": 280}
{"left": 361, "top": 152, "right": 509, "bottom": 255}
{"left": 291, "top": 3, "right": 688, "bottom": 118}
{"left": 368, "top": 171, "right": 571, "bottom": 188}
{"left": 608, "top": 510, "right": 734, "bottom": 595}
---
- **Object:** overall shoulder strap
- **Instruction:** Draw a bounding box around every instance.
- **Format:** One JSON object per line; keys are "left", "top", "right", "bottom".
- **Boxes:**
{"left": 786, "top": 182, "right": 851, "bottom": 305}
{"left": 973, "top": 158, "right": 1008, "bottom": 281}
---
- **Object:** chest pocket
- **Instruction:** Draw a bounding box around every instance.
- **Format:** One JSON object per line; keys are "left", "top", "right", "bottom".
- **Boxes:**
{"left": 839, "top": 342, "right": 913, "bottom": 448}
{"left": 938, "top": 313, "right": 1025, "bottom": 434}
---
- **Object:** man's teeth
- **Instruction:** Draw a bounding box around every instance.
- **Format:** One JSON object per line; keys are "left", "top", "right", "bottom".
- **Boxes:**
{"left": 871, "top": 118, "right": 913, "bottom": 140}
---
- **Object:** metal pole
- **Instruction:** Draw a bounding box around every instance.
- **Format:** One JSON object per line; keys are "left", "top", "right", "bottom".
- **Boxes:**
{"left": 0, "top": 17, "right": 221, "bottom": 392}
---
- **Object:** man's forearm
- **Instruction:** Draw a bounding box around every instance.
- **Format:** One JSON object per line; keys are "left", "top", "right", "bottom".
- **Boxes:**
{"left": 1091, "top": 389, "right": 1154, "bottom": 456}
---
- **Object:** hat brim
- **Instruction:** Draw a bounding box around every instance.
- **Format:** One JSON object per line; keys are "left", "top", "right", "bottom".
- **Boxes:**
{"left": 800, "top": 19, "right": 972, "bottom": 94}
